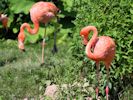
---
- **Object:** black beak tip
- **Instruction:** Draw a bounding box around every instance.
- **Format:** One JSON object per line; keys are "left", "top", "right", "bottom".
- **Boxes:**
{"left": 20, "top": 49, "right": 26, "bottom": 52}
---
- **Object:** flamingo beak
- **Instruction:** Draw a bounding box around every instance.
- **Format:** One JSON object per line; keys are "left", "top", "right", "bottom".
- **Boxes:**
{"left": 81, "top": 35, "right": 84, "bottom": 41}
{"left": 19, "top": 45, "right": 25, "bottom": 52}
{"left": 81, "top": 35, "right": 88, "bottom": 45}
{"left": 57, "top": 7, "right": 61, "bottom": 13}
{"left": 56, "top": 9, "right": 61, "bottom": 20}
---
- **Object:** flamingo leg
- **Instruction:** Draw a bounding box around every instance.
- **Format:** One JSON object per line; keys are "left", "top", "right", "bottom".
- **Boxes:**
{"left": 105, "top": 65, "right": 110, "bottom": 100}
{"left": 95, "top": 61, "right": 100, "bottom": 100}
{"left": 51, "top": 31, "right": 58, "bottom": 54}
{"left": 41, "top": 25, "right": 46, "bottom": 65}
{"left": 52, "top": 17, "right": 60, "bottom": 54}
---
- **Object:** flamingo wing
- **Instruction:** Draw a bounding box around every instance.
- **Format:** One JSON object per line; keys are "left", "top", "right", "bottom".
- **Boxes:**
{"left": 93, "top": 36, "right": 115, "bottom": 60}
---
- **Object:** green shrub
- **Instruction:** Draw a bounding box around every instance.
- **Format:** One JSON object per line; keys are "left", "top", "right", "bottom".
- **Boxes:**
{"left": 69, "top": 0, "right": 133, "bottom": 98}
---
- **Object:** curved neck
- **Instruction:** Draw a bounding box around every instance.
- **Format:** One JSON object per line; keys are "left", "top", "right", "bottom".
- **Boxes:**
{"left": 18, "top": 21, "right": 39, "bottom": 45}
{"left": 84, "top": 26, "right": 98, "bottom": 60}
{"left": 20, "top": 21, "right": 39, "bottom": 34}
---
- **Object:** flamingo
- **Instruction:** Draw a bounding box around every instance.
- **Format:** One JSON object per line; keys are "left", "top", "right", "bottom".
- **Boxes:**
{"left": 0, "top": 13, "right": 8, "bottom": 31}
{"left": 18, "top": 1, "right": 60, "bottom": 64}
{"left": 80, "top": 26, "right": 116, "bottom": 100}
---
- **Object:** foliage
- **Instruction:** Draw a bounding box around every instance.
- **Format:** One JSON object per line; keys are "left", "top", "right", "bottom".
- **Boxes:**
{"left": 0, "top": 0, "right": 9, "bottom": 14}
{"left": 0, "top": 0, "right": 72, "bottom": 44}
{"left": 68, "top": 0, "right": 133, "bottom": 98}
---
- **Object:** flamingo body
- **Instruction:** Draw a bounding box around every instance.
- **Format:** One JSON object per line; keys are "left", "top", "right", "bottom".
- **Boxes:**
{"left": 30, "top": 2, "right": 59, "bottom": 24}
{"left": 18, "top": 1, "right": 59, "bottom": 50}
{"left": 91, "top": 36, "right": 115, "bottom": 66}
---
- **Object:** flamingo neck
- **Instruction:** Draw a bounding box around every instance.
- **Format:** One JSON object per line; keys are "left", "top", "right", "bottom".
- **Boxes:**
{"left": 85, "top": 26, "right": 98, "bottom": 60}
{"left": 20, "top": 21, "right": 39, "bottom": 34}
{"left": 18, "top": 21, "right": 39, "bottom": 49}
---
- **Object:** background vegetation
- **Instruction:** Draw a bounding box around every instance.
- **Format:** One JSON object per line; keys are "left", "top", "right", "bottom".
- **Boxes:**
{"left": 0, "top": 0, "right": 133, "bottom": 99}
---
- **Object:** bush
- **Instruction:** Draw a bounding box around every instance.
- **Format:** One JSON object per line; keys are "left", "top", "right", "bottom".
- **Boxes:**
{"left": 69, "top": 0, "right": 133, "bottom": 98}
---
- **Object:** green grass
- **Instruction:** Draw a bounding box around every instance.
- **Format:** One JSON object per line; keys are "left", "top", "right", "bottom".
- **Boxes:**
{"left": 0, "top": 39, "right": 92, "bottom": 99}
{"left": 0, "top": 39, "right": 133, "bottom": 100}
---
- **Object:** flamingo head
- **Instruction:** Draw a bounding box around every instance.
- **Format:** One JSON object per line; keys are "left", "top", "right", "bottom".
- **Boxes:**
{"left": 80, "top": 27, "right": 89, "bottom": 45}
{"left": 49, "top": 4, "right": 60, "bottom": 16}
{"left": 47, "top": 3, "right": 61, "bottom": 22}
{"left": 18, "top": 40, "right": 25, "bottom": 52}
{"left": 18, "top": 32, "right": 25, "bottom": 52}
{"left": 54, "top": 6, "right": 61, "bottom": 14}
{"left": 46, "top": 7, "right": 60, "bottom": 23}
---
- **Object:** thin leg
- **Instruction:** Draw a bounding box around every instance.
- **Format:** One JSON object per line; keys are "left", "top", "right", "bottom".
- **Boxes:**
{"left": 105, "top": 65, "right": 110, "bottom": 100}
{"left": 41, "top": 25, "right": 46, "bottom": 65}
{"left": 51, "top": 31, "right": 58, "bottom": 54}
{"left": 95, "top": 61, "right": 100, "bottom": 100}
{"left": 52, "top": 17, "right": 60, "bottom": 54}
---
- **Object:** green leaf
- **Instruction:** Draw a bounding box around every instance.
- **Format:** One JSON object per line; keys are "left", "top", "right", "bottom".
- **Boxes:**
{"left": 13, "top": 28, "right": 18, "bottom": 33}
{"left": 108, "top": 82, "right": 112, "bottom": 89}
{"left": 61, "top": 0, "right": 73, "bottom": 12}
{"left": 130, "top": 9, "right": 133, "bottom": 14}
{"left": 0, "top": 96, "right": 2, "bottom": 100}
{"left": 10, "top": 0, "right": 34, "bottom": 14}
{"left": 77, "top": 61, "right": 83, "bottom": 66}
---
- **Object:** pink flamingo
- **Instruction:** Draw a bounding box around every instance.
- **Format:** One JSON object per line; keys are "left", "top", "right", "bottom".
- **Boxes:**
{"left": 18, "top": 1, "right": 59, "bottom": 64}
{"left": 80, "top": 26, "right": 116, "bottom": 100}
{"left": 0, "top": 13, "right": 8, "bottom": 31}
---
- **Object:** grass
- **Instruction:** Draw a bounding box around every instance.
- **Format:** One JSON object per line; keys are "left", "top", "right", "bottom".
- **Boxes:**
{"left": 0, "top": 39, "right": 133, "bottom": 100}
{"left": 0, "top": 39, "right": 90, "bottom": 99}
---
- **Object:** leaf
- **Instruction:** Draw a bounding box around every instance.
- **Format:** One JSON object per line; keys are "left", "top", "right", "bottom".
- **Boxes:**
{"left": 130, "top": 9, "right": 133, "bottom": 14}
{"left": 10, "top": 0, "right": 34, "bottom": 14}
{"left": 77, "top": 61, "right": 83, "bottom": 66}
{"left": 0, "top": 96, "right": 2, "bottom": 100}
{"left": 61, "top": 0, "right": 73, "bottom": 12}
{"left": 83, "top": 82, "right": 89, "bottom": 87}
{"left": 13, "top": 28, "right": 18, "bottom": 33}
{"left": 123, "top": 55, "right": 129, "bottom": 59}
{"left": 8, "top": 15, "right": 14, "bottom": 27}
{"left": 45, "top": 80, "right": 51, "bottom": 86}
{"left": 108, "top": 82, "right": 112, "bottom": 89}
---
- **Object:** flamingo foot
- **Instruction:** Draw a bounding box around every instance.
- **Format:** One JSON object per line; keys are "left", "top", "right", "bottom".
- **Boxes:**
{"left": 105, "top": 86, "right": 109, "bottom": 100}
{"left": 95, "top": 87, "right": 99, "bottom": 99}
{"left": 40, "top": 62, "right": 45, "bottom": 66}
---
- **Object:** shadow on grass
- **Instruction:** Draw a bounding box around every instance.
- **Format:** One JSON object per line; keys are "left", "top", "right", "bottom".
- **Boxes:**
{"left": 0, "top": 57, "right": 17, "bottom": 67}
